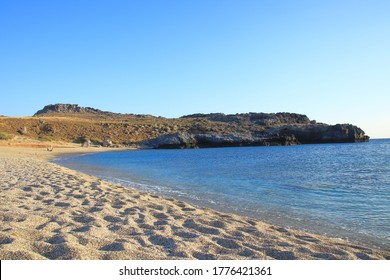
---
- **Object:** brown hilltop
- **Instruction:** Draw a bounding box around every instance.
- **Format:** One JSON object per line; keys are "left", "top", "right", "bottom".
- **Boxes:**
{"left": 33, "top": 104, "right": 155, "bottom": 119}
{"left": 0, "top": 104, "right": 369, "bottom": 148}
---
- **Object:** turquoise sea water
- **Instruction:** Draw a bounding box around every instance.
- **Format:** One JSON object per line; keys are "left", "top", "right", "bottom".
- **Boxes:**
{"left": 54, "top": 139, "right": 390, "bottom": 250}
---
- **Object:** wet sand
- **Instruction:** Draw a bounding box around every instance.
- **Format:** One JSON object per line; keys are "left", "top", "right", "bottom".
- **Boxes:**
{"left": 0, "top": 145, "right": 389, "bottom": 260}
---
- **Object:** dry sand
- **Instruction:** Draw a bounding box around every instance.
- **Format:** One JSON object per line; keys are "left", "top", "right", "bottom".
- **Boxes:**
{"left": 0, "top": 145, "right": 389, "bottom": 260}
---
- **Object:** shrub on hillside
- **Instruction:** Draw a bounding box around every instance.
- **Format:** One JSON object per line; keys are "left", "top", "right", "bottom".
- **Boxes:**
{"left": 0, "top": 132, "right": 13, "bottom": 140}
{"left": 38, "top": 135, "right": 54, "bottom": 142}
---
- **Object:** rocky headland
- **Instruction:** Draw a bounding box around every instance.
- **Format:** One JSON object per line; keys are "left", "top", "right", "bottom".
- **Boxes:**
{"left": 0, "top": 104, "right": 369, "bottom": 148}
{"left": 145, "top": 114, "right": 368, "bottom": 149}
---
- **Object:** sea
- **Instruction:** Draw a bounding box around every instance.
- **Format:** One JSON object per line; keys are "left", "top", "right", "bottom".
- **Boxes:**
{"left": 53, "top": 139, "right": 390, "bottom": 251}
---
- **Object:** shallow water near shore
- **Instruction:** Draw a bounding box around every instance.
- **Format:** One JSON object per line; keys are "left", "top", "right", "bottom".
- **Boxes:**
{"left": 54, "top": 139, "right": 390, "bottom": 251}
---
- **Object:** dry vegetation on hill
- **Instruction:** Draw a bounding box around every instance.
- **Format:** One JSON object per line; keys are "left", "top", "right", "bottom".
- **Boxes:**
{"left": 0, "top": 104, "right": 266, "bottom": 146}
{"left": 0, "top": 115, "right": 246, "bottom": 146}
{"left": 0, "top": 116, "right": 178, "bottom": 145}
{"left": 0, "top": 104, "right": 369, "bottom": 147}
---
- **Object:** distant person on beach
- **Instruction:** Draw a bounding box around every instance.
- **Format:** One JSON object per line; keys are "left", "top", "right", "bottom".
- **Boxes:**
{"left": 47, "top": 145, "right": 53, "bottom": 152}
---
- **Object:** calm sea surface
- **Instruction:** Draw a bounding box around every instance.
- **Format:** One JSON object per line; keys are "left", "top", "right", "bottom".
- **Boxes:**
{"left": 54, "top": 139, "right": 390, "bottom": 250}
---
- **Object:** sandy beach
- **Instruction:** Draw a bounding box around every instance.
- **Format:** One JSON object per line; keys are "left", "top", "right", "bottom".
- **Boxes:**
{"left": 0, "top": 145, "right": 389, "bottom": 260}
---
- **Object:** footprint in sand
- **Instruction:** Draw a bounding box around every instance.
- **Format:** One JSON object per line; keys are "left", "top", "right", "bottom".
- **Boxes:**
{"left": 82, "top": 199, "right": 90, "bottom": 206}
{"left": 18, "top": 205, "right": 30, "bottom": 210}
{"left": 71, "top": 194, "right": 86, "bottom": 199}
{"left": 104, "top": 215, "right": 123, "bottom": 223}
{"left": 148, "top": 234, "right": 177, "bottom": 250}
{"left": 43, "top": 199, "right": 55, "bottom": 205}
{"left": 22, "top": 186, "right": 32, "bottom": 192}
{"left": 72, "top": 225, "right": 91, "bottom": 233}
{"left": 123, "top": 206, "right": 142, "bottom": 214}
{"left": 174, "top": 230, "right": 199, "bottom": 239}
{"left": 152, "top": 212, "right": 169, "bottom": 220}
{"left": 107, "top": 224, "right": 123, "bottom": 232}
{"left": 354, "top": 252, "right": 374, "bottom": 260}
{"left": 112, "top": 203, "right": 125, "bottom": 209}
{"left": 277, "top": 241, "right": 294, "bottom": 247}
{"left": 39, "top": 191, "right": 51, "bottom": 196}
{"left": 181, "top": 207, "right": 196, "bottom": 212}
{"left": 207, "top": 220, "right": 226, "bottom": 229}
{"left": 0, "top": 234, "right": 14, "bottom": 245}
{"left": 46, "top": 235, "right": 66, "bottom": 245}
{"left": 239, "top": 248, "right": 257, "bottom": 258}
{"left": 100, "top": 242, "right": 125, "bottom": 252}
{"left": 294, "top": 234, "right": 320, "bottom": 243}
{"left": 88, "top": 206, "right": 103, "bottom": 213}
{"left": 212, "top": 237, "right": 241, "bottom": 249}
{"left": 192, "top": 252, "right": 216, "bottom": 260}
{"left": 54, "top": 202, "right": 71, "bottom": 207}
{"left": 147, "top": 204, "right": 164, "bottom": 211}
{"left": 265, "top": 249, "right": 297, "bottom": 260}
{"left": 183, "top": 219, "right": 220, "bottom": 235}
{"left": 312, "top": 252, "right": 338, "bottom": 260}
{"left": 72, "top": 215, "right": 95, "bottom": 223}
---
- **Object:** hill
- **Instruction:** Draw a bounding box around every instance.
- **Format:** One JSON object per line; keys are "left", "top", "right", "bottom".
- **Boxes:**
{"left": 0, "top": 104, "right": 369, "bottom": 148}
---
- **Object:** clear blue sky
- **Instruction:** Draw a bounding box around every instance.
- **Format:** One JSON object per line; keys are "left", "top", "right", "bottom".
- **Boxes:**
{"left": 1, "top": 0, "right": 389, "bottom": 137}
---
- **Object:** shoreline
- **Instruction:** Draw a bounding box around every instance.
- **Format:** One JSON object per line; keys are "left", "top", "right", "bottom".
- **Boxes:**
{"left": 1, "top": 144, "right": 389, "bottom": 260}
{"left": 55, "top": 151, "right": 390, "bottom": 253}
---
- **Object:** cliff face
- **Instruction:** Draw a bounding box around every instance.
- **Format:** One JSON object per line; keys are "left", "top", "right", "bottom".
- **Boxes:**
{"left": 143, "top": 132, "right": 299, "bottom": 149}
{"left": 0, "top": 104, "right": 368, "bottom": 147}
{"left": 143, "top": 123, "right": 369, "bottom": 149}
{"left": 143, "top": 112, "right": 368, "bottom": 148}
{"left": 266, "top": 124, "right": 369, "bottom": 144}
{"left": 35, "top": 104, "right": 107, "bottom": 116}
